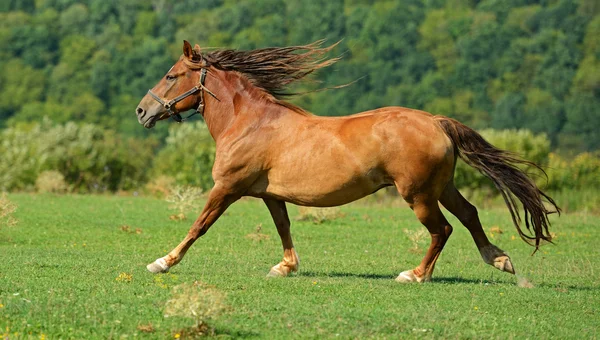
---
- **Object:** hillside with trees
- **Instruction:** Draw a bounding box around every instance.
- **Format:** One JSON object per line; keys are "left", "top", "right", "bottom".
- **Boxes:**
{"left": 1, "top": 1, "right": 599, "bottom": 207}
{"left": 1, "top": 0, "right": 598, "bottom": 150}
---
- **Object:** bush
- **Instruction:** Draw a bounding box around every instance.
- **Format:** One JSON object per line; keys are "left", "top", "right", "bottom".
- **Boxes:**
{"left": 36, "top": 170, "right": 68, "bottom": 194}
{"left": 546, "top": 152, "right": 600, "bottom": 191}
{"left": 166, "top": 185, "right": 204, "bottom": 221}
{"left": 164, "top": 281, "right": 227, "bottom": 334}
{"left": 0, "top": 123, "right": 46, "bottom": 191}
{"left": 295, "top": 206, "right": 344, "bottom": 224}
{"left": 0, "top": 120, "right": 156, "bottom": 192}
{"left": 151, "top": 122, "right": 215, "bottom": 190}
{"left": 145, "top": 175, "right": 176, "bottom": 198}
{"left": 39, "top": 122, "right": 156, "bottom": 192}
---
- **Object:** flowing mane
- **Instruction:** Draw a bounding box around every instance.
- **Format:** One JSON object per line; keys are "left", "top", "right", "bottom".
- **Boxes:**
{"left": 185, "top": 40, "right": 340, "bottom": 100}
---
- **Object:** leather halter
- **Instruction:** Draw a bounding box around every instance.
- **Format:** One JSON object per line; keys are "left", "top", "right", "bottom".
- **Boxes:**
{"left": 147, "top": 68, "right": 217, "bottom": 123}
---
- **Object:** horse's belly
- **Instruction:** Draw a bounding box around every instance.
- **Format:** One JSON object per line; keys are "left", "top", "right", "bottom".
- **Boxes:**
{"left": 249, "top": 168, "right": 392, "bottom": 207}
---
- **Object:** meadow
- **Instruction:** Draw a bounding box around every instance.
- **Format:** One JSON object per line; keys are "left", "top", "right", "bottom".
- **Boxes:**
{"left": 1, "top": 193, "right": 599, "bottom": 339}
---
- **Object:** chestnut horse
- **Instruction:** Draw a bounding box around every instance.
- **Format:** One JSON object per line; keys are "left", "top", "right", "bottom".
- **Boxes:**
{"left": 136, "top": 40, "right": 559, "bottom": 282}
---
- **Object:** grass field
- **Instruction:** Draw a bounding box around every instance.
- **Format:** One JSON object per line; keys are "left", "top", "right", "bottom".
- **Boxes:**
{"left": 1, "top": 193, "right": 599, "bottom": 339}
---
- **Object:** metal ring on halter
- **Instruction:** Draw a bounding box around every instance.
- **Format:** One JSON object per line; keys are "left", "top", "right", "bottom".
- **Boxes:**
{"left": 147, "top": 68, "right": 213, "bottom": 123}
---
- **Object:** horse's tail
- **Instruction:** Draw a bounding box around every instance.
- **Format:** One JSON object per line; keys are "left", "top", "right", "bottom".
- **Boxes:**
{"left": 435, "top": 116, "right": 560, "bottom": 251}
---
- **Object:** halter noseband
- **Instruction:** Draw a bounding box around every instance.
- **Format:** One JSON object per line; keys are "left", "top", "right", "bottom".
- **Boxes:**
{"left": 147, "top": 68, "right": 217, "bottom": 123}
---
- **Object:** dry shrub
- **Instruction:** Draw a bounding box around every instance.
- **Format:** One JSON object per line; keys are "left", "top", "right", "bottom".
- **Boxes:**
{"left": 136, "top": 323, "right": 155, "bottom": 333}
{"left": 145, "top": 175, "right": 176, "bottom": 198}
{"left": 295, "top": 206, "right": 344, "bottom": 224}
{"left": 164, "top": 281, "right": 227, "bottom": 332}
{"left": 245, "top": 223, "right": 270, "bottom": 242}
{"left": 35, "top": 170, "right": 68, "bottom": 194}
{"left": 0, "top": 193, "right": 18, "bottom": 228}
{"left": 403, "top": 228, "right": 428, "bottom": 253}
{"left": 119, "top": 225, "right": 142, "bottom": 234}
{"left": 166, "top": 186, "right": 204, "bottom": 221}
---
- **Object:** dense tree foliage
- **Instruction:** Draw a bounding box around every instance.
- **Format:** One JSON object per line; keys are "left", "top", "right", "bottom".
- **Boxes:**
{"left": 1, "top": 0, "right": 598, "bottom": 151}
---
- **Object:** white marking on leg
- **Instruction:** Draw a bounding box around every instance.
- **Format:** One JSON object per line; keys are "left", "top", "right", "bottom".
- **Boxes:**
{"left": 147, "top": 257, "right": 170, "bottom": 273}
{"left": 396, "top": 270, "right": 421, "bottom": 283}
{"left": 155, "top": 258, "right": 169, "bottom": 271}
{"left": 267, "top": 263, "right": 285, "bottom": 277}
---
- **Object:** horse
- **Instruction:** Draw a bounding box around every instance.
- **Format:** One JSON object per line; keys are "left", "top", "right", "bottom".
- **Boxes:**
{"left": 135, "top": 40, "right": 559, "bottom": 283}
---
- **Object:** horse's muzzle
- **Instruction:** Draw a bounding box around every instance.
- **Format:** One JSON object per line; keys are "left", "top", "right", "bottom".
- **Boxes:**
{"left": 136, "top": 106, "right": 158, "bottom": 129}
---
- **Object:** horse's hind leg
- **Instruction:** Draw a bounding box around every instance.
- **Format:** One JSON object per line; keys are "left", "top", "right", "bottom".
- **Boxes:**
{"left": 396, "top": 199, "right": 453, "bottom": 283}
{"left": 264, "top": 199, "right": 299, "bottom": 277}
{"left": 438, "top": 183, "right": 515, "bottom": 274}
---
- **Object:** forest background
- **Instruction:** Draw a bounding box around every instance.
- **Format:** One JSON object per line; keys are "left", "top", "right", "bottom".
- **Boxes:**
{"left": 1, "top": 0, "right": 599, "bottom": 212}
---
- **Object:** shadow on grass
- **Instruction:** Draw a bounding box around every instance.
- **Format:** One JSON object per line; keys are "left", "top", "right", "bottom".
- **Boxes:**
{"left": 431, "top": 276, "right": 513, "bottom": 285}
{"left": 534, "top": 282, "right": 599, "bottom": 291}
{"left": 434, "top": 277, "right": 599, "bottom": 290}
{"left": 300, "top": 272, "right": 514, "bottom": 283}
{"left": 298, "top": 271, "right": 394, "bottom": 280}
{"left": 297, "top": 272, "right": 599, "bottom": 290}
{"left": 213, "top": 328, "right": 261, "bottom": 338}
{"left": 176, "top": 325, "right": 260, "bottom": 338}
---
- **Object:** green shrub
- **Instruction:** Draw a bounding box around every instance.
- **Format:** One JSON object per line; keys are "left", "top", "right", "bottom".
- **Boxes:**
{"left": 0, "top": 123, "right": 46, "bottom": 191}
{"left": 0, "top": 120, "right": 155, "bottom": 192}
{"left": 150, "top": 122, "right": 215, "bottom": 190}
{"left": 546, "top": 152, "right": 600, "bottom": 191}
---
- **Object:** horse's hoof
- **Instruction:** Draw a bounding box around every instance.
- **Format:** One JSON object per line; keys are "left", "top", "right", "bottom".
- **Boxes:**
{"left": 395, "top": 270, "right": 425, "bottom": 283}
{"left": 146, "top": 258, "right": 170, "bottom": 273}
{"left": 480, "top": 244, "right": 516, "bottom": 275}
{"left": 494, "top": 255, "right": 515, "bottom": 274}
{"left": 266, "top": 264, "right": 287, "bottom": 278}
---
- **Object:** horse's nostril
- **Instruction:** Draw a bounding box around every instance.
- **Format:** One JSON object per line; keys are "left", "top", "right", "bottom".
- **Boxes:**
{"left": 136, "top": 107, "right": 145, "bottom": 116}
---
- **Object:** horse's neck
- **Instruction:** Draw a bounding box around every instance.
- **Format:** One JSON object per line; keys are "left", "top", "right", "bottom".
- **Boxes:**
{"left": 204, "top": 71, "right": 296, "bottom": 141}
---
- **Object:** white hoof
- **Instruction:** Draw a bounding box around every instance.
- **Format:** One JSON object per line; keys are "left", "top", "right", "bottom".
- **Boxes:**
{"left": 395, "top": 270, "right": 425, "bottom": 283}
{"left": 146, "top": 258, "right": 170, "bottom": 273}
{"left": 266, "top": 263, "right": 287, "bottom": 278}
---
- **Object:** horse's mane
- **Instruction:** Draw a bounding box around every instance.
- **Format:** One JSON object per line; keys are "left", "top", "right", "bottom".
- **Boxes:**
{"left": 186, "top": 40, "right": 340, "bottom": 103}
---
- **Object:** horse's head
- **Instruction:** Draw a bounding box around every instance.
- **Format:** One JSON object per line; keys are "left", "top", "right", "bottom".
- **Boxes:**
{"left": 136, "top": 41, "right": 212, "bottom": 128}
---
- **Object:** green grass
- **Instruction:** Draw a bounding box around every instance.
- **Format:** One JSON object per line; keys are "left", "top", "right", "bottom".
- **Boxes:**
{"left": 1, "top": 194, "right": 599, "bottom": 339}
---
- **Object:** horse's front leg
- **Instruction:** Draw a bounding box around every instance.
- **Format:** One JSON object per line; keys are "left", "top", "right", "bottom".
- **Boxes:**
{"left": 147, "top": 183, "right": 239, "bottom": 273}
{"left": 263, "top": 199, "right": 299, "bottom": 277}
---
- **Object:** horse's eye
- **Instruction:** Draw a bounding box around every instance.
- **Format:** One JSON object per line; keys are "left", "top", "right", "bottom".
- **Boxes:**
{"left": 166, "top": 75, "right": 176, "bottom": 81}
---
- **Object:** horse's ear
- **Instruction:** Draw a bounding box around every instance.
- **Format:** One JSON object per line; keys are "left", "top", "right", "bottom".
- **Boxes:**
{"left": 193, "top": 44, "right": 202, "bottom": 54}
{"left": 183, "top": 40, "right": 194, "bottom": 59}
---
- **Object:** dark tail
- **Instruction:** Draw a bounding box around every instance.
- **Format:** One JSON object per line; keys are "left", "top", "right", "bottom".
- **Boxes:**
{"left": 436, "top": 116, "right": 560, "bottom": 252}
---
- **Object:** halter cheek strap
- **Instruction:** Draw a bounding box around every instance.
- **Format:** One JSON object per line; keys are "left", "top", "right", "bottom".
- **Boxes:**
{"left": 147, "top": 68, "right": 217, "bottom": 123}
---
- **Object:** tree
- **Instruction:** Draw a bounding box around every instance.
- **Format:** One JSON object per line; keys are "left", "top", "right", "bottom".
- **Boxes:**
{"left": 563, "top": 94, "right": 600, "bottom": 150}
{"left": 0, "top": 59, "right": 46, "bottom": 125}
